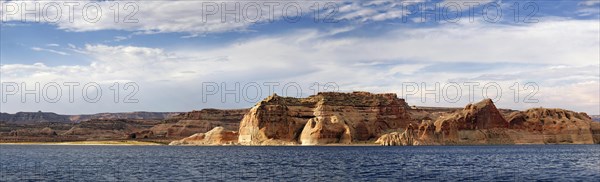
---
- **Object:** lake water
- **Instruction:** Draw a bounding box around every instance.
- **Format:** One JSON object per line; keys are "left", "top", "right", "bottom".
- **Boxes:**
{"left": 1, "top": 145, "right": 599, "bottom": 181}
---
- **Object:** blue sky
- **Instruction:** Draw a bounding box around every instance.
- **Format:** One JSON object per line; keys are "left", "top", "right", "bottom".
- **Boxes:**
{"left": 1, "top": 0, "right": 599, "bottom": 115}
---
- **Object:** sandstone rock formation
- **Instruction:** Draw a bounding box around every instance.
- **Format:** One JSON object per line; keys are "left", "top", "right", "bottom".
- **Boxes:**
{"left": 238, "top": 92, "right": 412, "bottom": 145}
{"left": 147, "top": 109, "right": 248, "bottom": 138}
{"left": 429, "top": 99, "right": 513, "bottom": 145}
{"left": 378, "top": 99, "right": 512, "bottom": 146}
{"left": 375, "top": 124, "right": 416, "bottom": 146}
{"left": 414, "top": 120, "right": 440, "bottom": 145}
{"left": 435, "top": 99, "right": 507, "bottom": 131}
{"left": 408, "top": 107, "right": 460, "bottom": 122}
{"left": 299, "top": 115, "right": 353, "bottom": 145}
{"left": 377, "top": 99, "right": 600, "bottom": 146}
{"left": 507, "top": 108, "right": 597, "bottom": 144}
{"left": 169, "top": 127, "right": 238, "bottom": 145}
{"left": 2, "top": 91, "right": 598, "bottom": 146}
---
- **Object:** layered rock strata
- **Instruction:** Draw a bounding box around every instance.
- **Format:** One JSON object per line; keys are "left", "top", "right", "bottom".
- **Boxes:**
{"left": 238, "top": 92, "right": 412, "bottom": 145}
{"left": 169, "top": 127, "right": 238, "bottom": 145}
{"left": 377, "top": 99, "right": 600, "bottom": 145}
{"left": 146, "top": 109, "right": 248, "bottom": 138}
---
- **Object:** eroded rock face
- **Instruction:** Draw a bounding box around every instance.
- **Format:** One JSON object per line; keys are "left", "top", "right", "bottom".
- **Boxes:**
{"left": 300, "top": 116, "right": 352, "bottom": 145}
{"left": 507, "top": 108, "right": 596, "bottom": 144}
{"left": 146, "top": 109, "right": 248, "bottom": 139}
{"left": 428, "top": 99, "right": 511, "bottom": 144}
{"left": 375, "top": 124, "right": 416, "bottom": 146}
{"left": 435, "top": 99, "right": 507, "bottom": 131}
{"left": 378, "top": 99, "right": 599, "bottom": 146}
{"left": 378, "top": 99, "right": 514, "bottom": 146}
{"left": 239, "top": 92, "right": 412, "bottom": 145}
{"left": 169, "top": 127, "right": 238, "bottom": 145}
{"left": 415, "top": 120, "right": 441, "bottom": 145}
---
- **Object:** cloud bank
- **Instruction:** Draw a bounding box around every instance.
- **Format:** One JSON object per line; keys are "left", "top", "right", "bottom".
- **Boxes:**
{"left": 1, "top": 18, "right": 598, "bottom": 114}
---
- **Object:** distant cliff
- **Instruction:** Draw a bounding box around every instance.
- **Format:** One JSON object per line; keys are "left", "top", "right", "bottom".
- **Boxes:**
{"left": 0, "top": 111, "right": 180, "bottom": 123}
{"left": 0, "top": 111, "right": 71, "bottom": 123}
{"left": 70, "top": 112, "right": 181, "bottom": 123}
{"left": 143, "top": 108, "right": 248, "bottom": 138}
{"left": 0, "top": 109, "right": 246, "bottom": 142}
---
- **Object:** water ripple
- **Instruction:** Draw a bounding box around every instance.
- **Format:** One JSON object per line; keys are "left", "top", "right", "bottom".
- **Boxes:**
{"left": 1, "top": 145, "right": 599, "bottom": 181}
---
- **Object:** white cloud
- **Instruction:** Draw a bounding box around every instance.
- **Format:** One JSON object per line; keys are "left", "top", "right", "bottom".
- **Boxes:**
{"left": 112, "top": 36, "right": 129, "bottom": 42}
{"left": 580, "top": 0, "right": 600, "bottom": 6}
{"left": 2, "top": 19, "right": 599, "bottom": 114}
{"left": 440, "top": 0, "right": 496, "bottom": 6}
{"left": 0, "top": 0, "right": 455, "bottom": 34}
{"left": 337, "top": 0, "right": 425, "bottom": 22}
{"left": 577, "top": 7, "right": 600, "bottom": 17}
{"left": 30, "top": 47, "right": 70, "bottom": 56}
{"left": 0, "top": 0, "right": 336, "bottom": 35}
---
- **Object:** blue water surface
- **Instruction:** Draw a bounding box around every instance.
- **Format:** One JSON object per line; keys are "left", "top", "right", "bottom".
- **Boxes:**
{"left": 1, "top": 145, "right": 599, "bottom": 181}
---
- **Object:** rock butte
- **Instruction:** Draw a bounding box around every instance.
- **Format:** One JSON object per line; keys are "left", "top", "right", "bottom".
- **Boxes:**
{"left": 1, "top": 91, "right": 599, "bottom": 145}
{"left": 238, "top": 92, "right": 412, "bottom": 145}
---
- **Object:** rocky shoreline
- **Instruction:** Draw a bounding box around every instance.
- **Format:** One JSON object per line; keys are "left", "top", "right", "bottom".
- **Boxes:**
{"left": 2, "top": 92, "right": 599, "bottom": 146}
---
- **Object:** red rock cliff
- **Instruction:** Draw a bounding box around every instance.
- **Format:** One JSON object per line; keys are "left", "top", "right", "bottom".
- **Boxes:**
{"left": 238, "top": 92, "right": 412, "bottom": 145}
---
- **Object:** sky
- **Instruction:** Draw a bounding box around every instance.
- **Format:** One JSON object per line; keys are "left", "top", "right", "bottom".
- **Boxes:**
{"left": 0, "top": 0, "right": 599, "bottom": 115}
